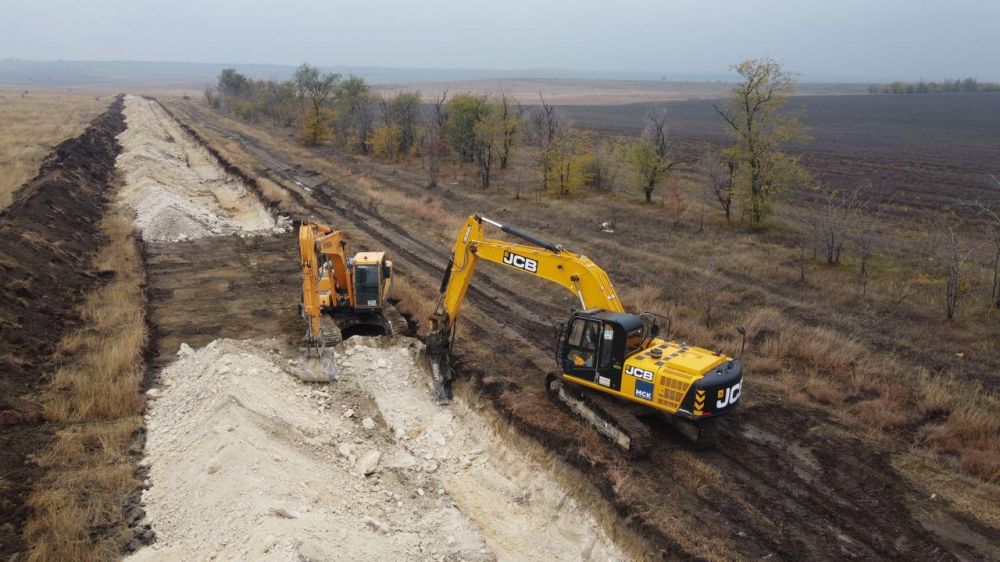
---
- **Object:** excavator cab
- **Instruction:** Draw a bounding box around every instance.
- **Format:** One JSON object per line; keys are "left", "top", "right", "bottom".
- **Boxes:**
{"left": 350, "top": 252, "right": 392, "bottom": 310}
{"left": 557, "top": 310, "right": 645, "bottom": 393}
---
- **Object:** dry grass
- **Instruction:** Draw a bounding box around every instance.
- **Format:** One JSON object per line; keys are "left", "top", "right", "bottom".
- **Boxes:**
{"left": 0, "top": 89, "right": 109, "bottom": 211}
{"left": 24, "top": 211, "right": 147, "bottom": 561}
{"left": 44, "top": 215, "right": 146, "bottom": 422}
{"left": 390, "top": 275, "right": 438, "bottom": 336}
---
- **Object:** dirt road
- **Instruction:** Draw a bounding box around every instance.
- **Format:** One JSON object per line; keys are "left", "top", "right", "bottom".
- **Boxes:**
{"left": 165, "top": 101, "right": 1000, "bottom": 561}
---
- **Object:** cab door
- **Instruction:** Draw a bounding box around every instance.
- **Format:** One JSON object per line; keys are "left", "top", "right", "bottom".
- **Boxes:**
{"left": 561, "top": 317, "right": 621, "bottom": 391}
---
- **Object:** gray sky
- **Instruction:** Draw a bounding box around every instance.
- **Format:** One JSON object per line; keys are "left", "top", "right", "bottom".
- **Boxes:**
{"left": 2, "top": 0, "right": 998, "bottom": 81}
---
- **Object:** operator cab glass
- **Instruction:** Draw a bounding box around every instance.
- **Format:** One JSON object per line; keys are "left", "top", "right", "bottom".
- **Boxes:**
{"left": 354, "top": 264, "right": 380, "bottom": 308}
{"left": 560, "top": 311, "right": 644, "bottom": 392}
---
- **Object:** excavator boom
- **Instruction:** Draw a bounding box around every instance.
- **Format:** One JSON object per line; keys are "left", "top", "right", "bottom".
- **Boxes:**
{"left": 430, "top": 215, "right": 622, "bottom": 330}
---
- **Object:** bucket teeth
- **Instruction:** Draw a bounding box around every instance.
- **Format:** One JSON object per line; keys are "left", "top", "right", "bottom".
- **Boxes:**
{"left": 296, "top": 345, "right": 340, "bottom": 382}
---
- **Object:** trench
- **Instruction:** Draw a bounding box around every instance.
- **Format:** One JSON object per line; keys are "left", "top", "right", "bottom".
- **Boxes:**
{"left": 120, "top": 95, "right": 636, "bottom": 560}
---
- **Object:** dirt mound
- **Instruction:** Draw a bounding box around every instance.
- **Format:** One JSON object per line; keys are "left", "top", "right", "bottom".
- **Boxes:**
{"left": 116, "top": 96, "right": 275, "bottom": 241}
{"left": 341, "top": 337, "right": 628, "bottom": 561}
{"left": 133, "top": 338, "right": 492, "bottom": 561}
{"left": 0, "top": 95, "right": 127, "bottom": 558}
{"left": 133, "top": 337, "right": 627, "bottom": 561}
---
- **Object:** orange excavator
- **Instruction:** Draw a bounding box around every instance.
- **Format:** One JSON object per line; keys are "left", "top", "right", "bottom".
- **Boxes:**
{"left": 298, "top": 221, "right": 406, "bottom": 381}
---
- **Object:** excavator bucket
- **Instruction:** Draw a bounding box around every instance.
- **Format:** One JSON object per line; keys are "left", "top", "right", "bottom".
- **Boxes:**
{"left": 296, "top": 344, "right": 340, "bottom": 382}
{"left": 427, "top": 354, "right": 453, "bottom": 404}
{"left": 423, "top": 330, "right": 453, "bottom": 404}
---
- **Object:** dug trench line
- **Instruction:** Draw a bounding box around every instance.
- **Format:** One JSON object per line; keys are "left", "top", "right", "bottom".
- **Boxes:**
{"left": 169, "top": 103, "right": 560, "bottom": 340}
{"left": 133, "top": 336, "right": 628, "bottom": 561}
{"left": 123, "top": 95, "right": 637, "bottom": 560}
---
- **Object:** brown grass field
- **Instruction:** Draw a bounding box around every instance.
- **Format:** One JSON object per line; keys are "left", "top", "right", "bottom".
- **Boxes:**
{"left": 25, "top": 211, "right": 147, "bottom": 562}
{"left": 159, "top": 94, "right": 1000, "bottom": 559}
{"left": 0, "top": 89, "right": 110, "bottom": 211}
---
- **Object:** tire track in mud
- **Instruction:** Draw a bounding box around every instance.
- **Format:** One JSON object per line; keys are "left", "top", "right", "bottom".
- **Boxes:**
{"left": 170, "top": 105, "right": 997, "bottom": 561}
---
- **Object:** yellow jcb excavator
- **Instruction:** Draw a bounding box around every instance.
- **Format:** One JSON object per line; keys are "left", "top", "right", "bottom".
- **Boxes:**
{"left": 425, "top": 215, "right": 743, "bottom": 455}
{"left": 298, "top": 221, "right": 407, "bottom": 381}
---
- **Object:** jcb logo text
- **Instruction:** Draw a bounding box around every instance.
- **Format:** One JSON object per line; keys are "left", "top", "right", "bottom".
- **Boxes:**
{"left": 625, "top": 365, "right": 654, "bottom": 381}
{"left": 716, "top": 381, "right": 742, "bottom": 409}
{"left": 502, "top": 251, "right": 538, "bottom": 273}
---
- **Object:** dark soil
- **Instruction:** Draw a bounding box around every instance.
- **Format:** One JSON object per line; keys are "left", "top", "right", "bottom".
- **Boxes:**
{"left": 144, "top": 234, "right": 302, "bottom": 366}
{"left": 0, "top": 95, "right": 126, "bottom": 558}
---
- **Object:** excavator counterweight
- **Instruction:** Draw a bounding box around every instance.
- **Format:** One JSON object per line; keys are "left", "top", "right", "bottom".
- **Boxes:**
{"left": 425, "top": 214, "right": 744, "bottom": 452}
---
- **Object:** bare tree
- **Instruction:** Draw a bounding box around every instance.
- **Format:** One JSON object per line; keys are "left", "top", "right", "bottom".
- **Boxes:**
{"left": 814, "top": 187, "right": 861, "bottom": 265}
{"left": 630, "top": 110, "right": 687, "bottom": 203}
{"left": 530, "top": 94, "right": 570, "bottom": 192}
{"left": 943, "top": 225, "right": 966, "bottom": 320}
{"left": 422, "top": 90, "right": 448, "bottom": 187}
{"left": 497, "top": 88, "right": 523, "bottom": 170}
{"left": 854, "top": 189, "right": 889, "bottom": 295}
{"left": 699, "top": 147, "right": 735, "bottom": 221}
{"left": 987, "top": 175, "right": 1000, "bottom": 306}
{"left": 965, "top": 174, "right": 1000, "bottom": 308}
{"left": 693, "top": 259, "right": 726, "bottom": 328}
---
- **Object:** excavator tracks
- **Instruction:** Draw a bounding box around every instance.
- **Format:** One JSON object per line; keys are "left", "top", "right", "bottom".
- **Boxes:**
{"left": 545, "top": 373, "right": 652, "bottom": 459}
{"left": 381, "top": 303, "right": 410, "bottom": 337}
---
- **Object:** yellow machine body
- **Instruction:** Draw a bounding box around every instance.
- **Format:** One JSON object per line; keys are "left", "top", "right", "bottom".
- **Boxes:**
{"left": 300, "top": 223, "right": 394, "bottom": 341}
{"left": 427, "top": 214, "right": 743, "bottom": 423}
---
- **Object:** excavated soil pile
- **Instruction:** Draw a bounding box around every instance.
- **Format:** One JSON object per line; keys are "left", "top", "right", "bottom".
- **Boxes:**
{"left": 133, "top": 338, "right": 492, "bottom": 561}
{"left": 134, "top": 337, "right": 626, "bottom": 561}
{"left": 116, "top": 96, "right": 275, "bottom": 242}
{"left": 0, "top": 95, "right": 127, "bottom": 557}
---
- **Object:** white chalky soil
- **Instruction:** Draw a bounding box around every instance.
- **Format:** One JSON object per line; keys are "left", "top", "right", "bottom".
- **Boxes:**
{"left": 115, "top": 95, "right": 275, "bottom": 242}
{"left": 131, "top": 337, "right": 627, "bottom": 561}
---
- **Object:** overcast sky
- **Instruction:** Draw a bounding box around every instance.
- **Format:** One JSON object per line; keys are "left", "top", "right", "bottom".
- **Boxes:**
{"left": 2, "top": 0, "right": 998, "bottom": 81}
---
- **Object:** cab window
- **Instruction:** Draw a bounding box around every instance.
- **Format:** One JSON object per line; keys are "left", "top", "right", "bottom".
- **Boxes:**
{"left": 625, "top": 328, "right": 643, "bottom": 356}
{"left": 355, "top": 265, "right": 379, "bottom": 289}
{"left": 566, "top": 318, "right": 600, "bottom": 369}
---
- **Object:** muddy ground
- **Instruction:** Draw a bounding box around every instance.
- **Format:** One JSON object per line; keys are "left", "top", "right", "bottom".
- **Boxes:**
{"left": 0, "top": 96, "right": 126, "bottom": 557}
{"left": 144, "top": 235, "right": 301, "bottom": 367}
{"left": 164, "top": 100, "right": 1000, "bottom": 561}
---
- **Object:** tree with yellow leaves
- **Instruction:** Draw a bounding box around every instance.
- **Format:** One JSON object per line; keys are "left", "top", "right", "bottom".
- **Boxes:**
{"left": 715, "top": 58, "right": 810, "bottom": 226}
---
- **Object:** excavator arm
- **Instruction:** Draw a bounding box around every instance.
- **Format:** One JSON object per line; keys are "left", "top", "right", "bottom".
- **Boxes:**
{"left": 426, "top": 214, "right": 623, "bottom": 402}
{"left": 299, "top": 223, "right": 325, "bottom": 342}
{"left": 300, "top": 222, "right": 351, "bottom": 341}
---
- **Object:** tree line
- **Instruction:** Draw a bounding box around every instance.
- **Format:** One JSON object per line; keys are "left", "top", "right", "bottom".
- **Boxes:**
{"left": 205, "top": 61, "right": 1000, "bottom": 321}
{"left": 208, "top": 60, "right": 811, "bottom": 228}
{"left": 869, "top": 77, "right": 1000, "bottom": 94}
